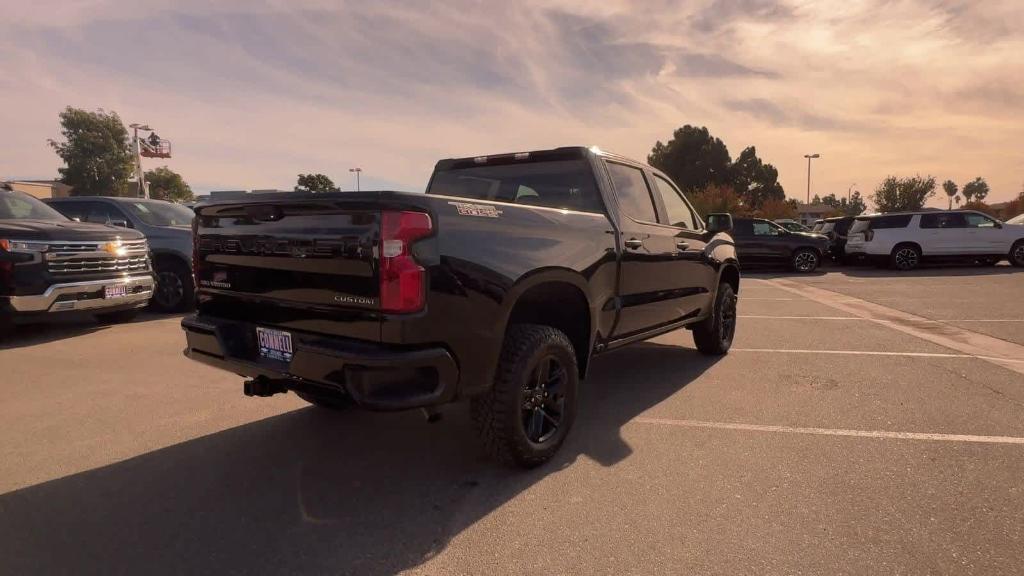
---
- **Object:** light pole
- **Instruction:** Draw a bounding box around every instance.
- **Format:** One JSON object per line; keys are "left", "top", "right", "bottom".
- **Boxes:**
{"left": 847, "top": 183, "right": 857, "bottom": 204}
{"left": 349, "top": 167, "right": 362, "bottom": 192}
{"left": 804, "top": 154, "right": 820, "bottom": 204}
{"left": 129, "top": 123, "right": 152, "bottom": 198}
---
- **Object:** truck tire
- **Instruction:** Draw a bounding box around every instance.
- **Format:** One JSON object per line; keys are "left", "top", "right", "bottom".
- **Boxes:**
{"left": 295, "top": 390, "right": 355, "bottom": 410}
{"left": 692, "top": 282, "right": 737, "bottom": 356}
{"left": 95, "top": 309, "right": 141, "bottom": 324}
{"left": 1011, "top": 241, "right": 1024, "bottom": 268}
{"left": 890, "top": 243, "right": 921, "bottom": 271}
{"left": 471, "top": 324, "right": 578, "bottom": 468}
{"left": 152, "top": 259, "right": 196, "bottom": 313}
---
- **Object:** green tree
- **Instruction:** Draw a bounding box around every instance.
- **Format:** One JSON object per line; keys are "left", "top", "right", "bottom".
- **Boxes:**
{"left": 961, "top": 177, "right": 989, "bottom": 203}
{"left": 729, "top": 146, "right": 785, "bottom": 209}
{"left": 648, "top": 126, "right": 733, "bottom": 193}
{"left": 942, "top": 179, "right": 958, "bottom": 210}
{"left": 144, "top": 166, "right": 193, "bottom": 202}
{"left": 295, "top": 173, "right": 339, "bottom": 193}
{"left": 871, "top": 175, "right": 936, "bottom": 213}
{"left": 48, "top": 107, "right": 134, "bottom": 196}
{"left": 819, "top": 191, "right": 866, "bottom": 216}
{"left": 686, "top": 183, "right": 747, "bottom": 219}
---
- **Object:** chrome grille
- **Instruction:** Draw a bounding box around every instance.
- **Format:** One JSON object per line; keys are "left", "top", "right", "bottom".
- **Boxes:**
{"left": 46, "top": 239, "right": 150, "bottom": 275}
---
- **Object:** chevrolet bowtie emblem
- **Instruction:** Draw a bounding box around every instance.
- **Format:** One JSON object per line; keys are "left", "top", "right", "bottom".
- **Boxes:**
{"left": 103, "top": 240, "right": 127, "bottom": 257}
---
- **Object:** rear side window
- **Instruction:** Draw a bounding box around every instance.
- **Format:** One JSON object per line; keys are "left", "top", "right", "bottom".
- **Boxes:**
{"left": 427, "top": 159, "right": 604, "bottom": 213}
{"left": 920, "top": 213, "right": 967, "bottom": 229}
{"left": 870, "top": 215, "right": 913, "bottom": 229}
{"left": 605, "top": 162, "right": 658, "bottom": 223}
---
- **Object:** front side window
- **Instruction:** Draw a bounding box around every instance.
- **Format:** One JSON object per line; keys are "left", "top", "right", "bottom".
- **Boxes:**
{"left": 964, "top": 213, "right": 997, "bottom": 228}
{"left": 651, "top": 173, "right": 701, "bottom": 230}
{"left": 605, "top": 162, "right": 658, "bottom": 223}
{"left": 752, "top": 220, "right": 783, "bottom": 236}
{"left": 84, "top": 203, "right": 131, "bottom": 227}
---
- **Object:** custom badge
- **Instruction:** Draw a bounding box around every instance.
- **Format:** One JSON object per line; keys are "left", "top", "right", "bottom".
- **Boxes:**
{"left": 448, "top": 201, "right": 502, "bottom": 218}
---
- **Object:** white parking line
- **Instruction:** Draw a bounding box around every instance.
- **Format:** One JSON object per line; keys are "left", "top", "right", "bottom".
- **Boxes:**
{"left": 732, "top": 348, "right": 976, "bottom": 359}
{"left": 634, "top": 417, "right": 1024, "bottom": 445}
{"left": 739, "top": 297, "right": 798, "bottom": 301}
{"left": 766, "top": 279, "right": 1024, "bottom": 376}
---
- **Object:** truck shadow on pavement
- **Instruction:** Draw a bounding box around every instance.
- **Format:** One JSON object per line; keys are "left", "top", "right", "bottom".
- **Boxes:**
{"left": 0, "top": 342, "right": 718, "bottom": 576}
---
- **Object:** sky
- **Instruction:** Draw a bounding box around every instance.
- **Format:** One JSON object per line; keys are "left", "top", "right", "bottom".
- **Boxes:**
{"left": 1, "top": 0, "right": 1022, "bottom": 205}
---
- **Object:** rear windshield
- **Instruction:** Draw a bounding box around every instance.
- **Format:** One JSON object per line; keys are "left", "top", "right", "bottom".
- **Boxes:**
{"left": 122, "top": 201, "right": 194, "bottom": 227}
{"left": 0, "top": 190, "right": 68, "bottom": 221}
{"left": 427, "top": 159, "right": 604, "bottom": 214}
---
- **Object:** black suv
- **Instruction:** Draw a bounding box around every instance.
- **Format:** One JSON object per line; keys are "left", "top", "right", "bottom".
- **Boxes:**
{"left": 731, "top": 217, "right": 830, "bottom": 272}
{"left": 819, "top": 216, "right": 856, "bottom": 262}
{"left": 1, "top": 187, "right": 154, "bottom": 336}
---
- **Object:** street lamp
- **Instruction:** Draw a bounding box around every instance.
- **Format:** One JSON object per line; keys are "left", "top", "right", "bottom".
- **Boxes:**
{"left": 129, "top": 123, "right": 153, "bottom": 198}
{"left": 349, "top": 167, "right": 362, "bottom": 192}
{"left": 803, "top": 154, "right": 820, "bottom": 204}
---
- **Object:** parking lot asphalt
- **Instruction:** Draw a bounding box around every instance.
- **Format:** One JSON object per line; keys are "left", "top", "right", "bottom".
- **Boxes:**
{"left": 2, "top": 265, "right": 1023, "bottom": 575}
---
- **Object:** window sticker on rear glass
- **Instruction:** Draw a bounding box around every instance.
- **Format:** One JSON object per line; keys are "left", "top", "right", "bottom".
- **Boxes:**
{"left": 448, "top": 201, "right": 503, "bottom": 218}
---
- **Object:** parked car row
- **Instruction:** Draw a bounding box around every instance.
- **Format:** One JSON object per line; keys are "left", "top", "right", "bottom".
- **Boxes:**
{"left": 0, "top": 186, "right": 196, "bottom": 338}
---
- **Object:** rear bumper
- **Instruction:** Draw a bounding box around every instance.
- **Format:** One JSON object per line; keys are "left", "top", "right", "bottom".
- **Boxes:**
{"left": 5, "top": 274, "right": 154, "bottom": 313}
{"left": 181, "top": 315, "right": 459, "bottom": 411}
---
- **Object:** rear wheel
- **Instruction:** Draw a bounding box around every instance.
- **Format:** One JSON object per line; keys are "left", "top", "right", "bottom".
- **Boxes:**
{"left": 692, "top": 282, "right": 737, "bottom": 355}
{"left": 295, "top": 390, "right": 355, "bottom": 410}
{"left": 890, "top": 244, "right": 921, "bottom": 271}
{"left": 791, "top": 248, "right": 820, "bottom": 273}
{"left": 471, "top": 324, "right": 578, "bottom": 468}
{"left": 95, "top": 309, "right": 140, "bottom": 324}
{"left": 1011, "top": 241, "right": 1024, "bottom": 268}
{"left": 152, "top": 259, "right": 195, "bottom": 313}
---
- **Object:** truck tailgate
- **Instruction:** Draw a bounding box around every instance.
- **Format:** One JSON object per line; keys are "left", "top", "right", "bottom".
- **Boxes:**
{"left": 194, "top": 196, "right": 383, "bottom": 338}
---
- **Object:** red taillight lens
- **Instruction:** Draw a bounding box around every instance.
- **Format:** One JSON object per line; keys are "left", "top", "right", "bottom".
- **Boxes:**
{"left": 380, "top": 211, "right": 432, "bottom": 313}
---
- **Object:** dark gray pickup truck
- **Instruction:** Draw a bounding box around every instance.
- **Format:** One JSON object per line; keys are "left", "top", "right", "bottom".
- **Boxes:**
{"left": 182, "top": 146, "right": 739, "bottom": 466}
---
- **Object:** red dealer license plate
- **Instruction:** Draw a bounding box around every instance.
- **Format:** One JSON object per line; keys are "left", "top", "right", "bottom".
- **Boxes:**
{"left": 256, "top": 327, "right": 294, "bottom": 362}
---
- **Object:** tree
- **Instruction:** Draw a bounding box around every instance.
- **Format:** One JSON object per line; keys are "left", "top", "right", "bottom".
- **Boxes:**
{"left": 295, "top": 173, "right": 340, "bottom": 193}
{"left": 648, "top": 126, "right": 733, "bottom": 193}
{"left": 819, "top": 191, "right": 867, "bottom": 216}
{"left": 48, "top": 107, "right": 134, "bottom": 196}
{"left": 755, "top": 197, "right": 797, "bottom": 220}
{"left": 961, "top": 177, "right": 989, "bottom": 203}
{"left": 144, "top": 166, "right": 193, "bottom": 202}
{"left": 729, "top": 146, "right": 785, "bottom": 209}
{"left": 942, "top": 180, "right": 958, "bottom": 210}
{"left": 686, "top": 184, "right": 747, "bottom": 219}
{"left": 871, "top": 175, "right": 936, "bottom": 213}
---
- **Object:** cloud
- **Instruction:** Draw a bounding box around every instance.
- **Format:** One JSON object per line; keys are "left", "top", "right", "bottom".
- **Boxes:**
{"left": 1, "top": 0, "right": 1022, "bottom": 202}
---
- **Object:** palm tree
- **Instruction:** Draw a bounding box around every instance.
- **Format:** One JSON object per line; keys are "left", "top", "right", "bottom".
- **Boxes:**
{"left": 942, "top": 180, "right": 958, "bottom": 210}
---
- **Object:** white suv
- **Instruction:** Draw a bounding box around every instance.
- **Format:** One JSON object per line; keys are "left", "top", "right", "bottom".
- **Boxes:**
{"left": 845, "top": 210, "right": 1024, "bottom": 270}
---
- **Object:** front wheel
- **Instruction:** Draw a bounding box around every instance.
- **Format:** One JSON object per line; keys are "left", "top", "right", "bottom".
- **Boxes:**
{"left": 791, "top": 248, "right": 821, "bottom": 273}
{"left": 152, "top": 260, "right": 196, "bottom": 313}
{"left": 692, "top": 282, "right": 737, "bottom": 355}
{"left": 1011, "top": 241, "right": 1024, "bottom": 268}
{"left": 471, "top": 324, "right": 578, "bottom": 468}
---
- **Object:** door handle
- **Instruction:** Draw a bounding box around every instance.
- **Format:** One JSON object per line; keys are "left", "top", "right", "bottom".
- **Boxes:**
{"left": 624, "top": 238, "right": 644, "bottom": 250}
{"left": 675, "top": 241, "right": 690, "bottom": 251}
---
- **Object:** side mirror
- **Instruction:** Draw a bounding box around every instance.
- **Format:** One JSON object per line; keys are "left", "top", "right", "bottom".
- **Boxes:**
{"left": 706, "top": 213, "right": 733, "bottom": 234}
{"left": 109, "top": 219, "right": 129, "bottom": 228}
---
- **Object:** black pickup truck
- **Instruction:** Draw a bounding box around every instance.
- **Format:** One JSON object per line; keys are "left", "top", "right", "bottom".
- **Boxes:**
{"left": 182, "top": 147, "right": 739, "bottom": 466}
{"left": 1, "top": 186, "right": 155, "bottom": 337}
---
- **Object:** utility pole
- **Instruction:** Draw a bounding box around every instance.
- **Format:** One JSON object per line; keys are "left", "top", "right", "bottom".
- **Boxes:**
{"left": 804, "top": 153, "right": 820, "bottom": 204}
{"left": 349, "top": 167, "right": 362, "bottom": 192}
{"left": 847, "top": 183, "right": 856, "bottom": 204}
{"left": 129, "top": 123, "right": 151, "bottom": 198}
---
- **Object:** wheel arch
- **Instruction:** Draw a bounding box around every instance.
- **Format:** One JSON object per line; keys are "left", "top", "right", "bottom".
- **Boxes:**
{"left": 501, "top": 268, "right": 596, "bottom": 379}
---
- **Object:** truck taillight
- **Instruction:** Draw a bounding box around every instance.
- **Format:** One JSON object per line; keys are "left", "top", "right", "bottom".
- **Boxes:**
{"left": 380, "top": 211, "right": 432, "bottom": 313}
